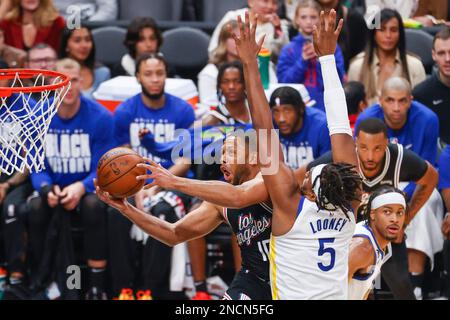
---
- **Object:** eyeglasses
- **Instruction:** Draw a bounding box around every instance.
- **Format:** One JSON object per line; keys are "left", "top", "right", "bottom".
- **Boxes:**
{"left": 28, "top": 57, "right": 57, "bottom": 64}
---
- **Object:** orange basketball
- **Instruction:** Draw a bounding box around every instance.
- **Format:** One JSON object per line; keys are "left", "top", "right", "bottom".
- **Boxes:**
{"left": 96, "top": 147, "right": 146, "bottom": 198}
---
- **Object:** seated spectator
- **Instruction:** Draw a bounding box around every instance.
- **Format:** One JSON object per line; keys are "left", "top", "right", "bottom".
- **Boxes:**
{"left": 0, "top": 28, "right": 25, "bottom": 67}
{"left": 362, "top": 0, "right": 419, "bottom": 21}
{"left": 413, "top": 0, "right": 450, "bottom": 26}
{"left": 108, "top": 53, "right": 195, "bottom": 298}
{"left": 315, "top": 0, "right": 368, "bottom": 69}
{"left": 112, "top": 17, "right": 163, "bottom": 77}
{"left": 355, "top": 77, "right": 439, "bottom": 164}
{"left": 0, "top": 60, "right": 33, "bottom": 300}
{"left": 198, "top": 20, "right": 277, "bottom": 108}
{"left": 59, "top": 26, "right": 110, "bottom": 99}
{"left": 0, "top": 0, "right": 65, "bottom": 52}
{"left": 348, "top": 8, "right": 426, "bottom": 105}
{"left": 26, "top": 42, "right": 57, "bottom": 71}
{"left": 413, "top": 27, "right": 450, "bottom": 147}
{"left": 269, "top": 86, "right": 331, "bottom": 169}
{"left": 28, "top": 58, "right": 114, "bottom": 300}
{"left": 359, "top": 0, "right": 449, "bottom": 26}
{"left": 208, "top": 0, "right": 289, "bottom": 63}
{"left": 53, "top": 0, "right": 118, "bottom": 21}
{"left": 439, "top": 145, "right": 450, "bottom": 298}
{"left": 277, "top": 0, "right": 345, "bottom": 112}
{"left": 344, "top": 81, "right": 368, "bottom": 131}
{"left": 198, "top": 60, "right": 251, "bottom": 127}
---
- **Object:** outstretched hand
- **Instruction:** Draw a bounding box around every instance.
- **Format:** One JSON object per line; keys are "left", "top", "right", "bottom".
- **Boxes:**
{"left": 136, "top": 158, "right": 176, "bottom": 190}
{"left": 230, "top": 11, "right": 266, "bottom": 64}
{"left": 94, "top": 179, "right": 129, "bottom": 212}
{"left": 312, "top": 9, "right": 343, "bottom": 57}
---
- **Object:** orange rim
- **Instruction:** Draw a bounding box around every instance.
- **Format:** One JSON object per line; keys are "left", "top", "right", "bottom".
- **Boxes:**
{"left": 0, "top": 69, "right": 70, "bottom": 98}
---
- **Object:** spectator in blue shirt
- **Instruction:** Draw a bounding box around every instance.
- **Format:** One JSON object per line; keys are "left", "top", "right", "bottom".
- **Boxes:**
{"left": 276, "top": 0, "right": 345, "bottom": 112}
{"left": 108, "top": 53, "right": 195, "bottom": 298}
{"left": 29, "top": 58, "right": 114, "bottom": 300}
{"left": 355, "top": 77, "right": 439, "bottom": 166}
{"left": 269, "top": 86, "right": 331, "bottom": 169}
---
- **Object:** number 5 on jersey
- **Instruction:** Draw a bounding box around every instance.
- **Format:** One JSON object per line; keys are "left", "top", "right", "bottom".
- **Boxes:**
{"left": 318, "top": 238, "right": 335, "bottom": 271}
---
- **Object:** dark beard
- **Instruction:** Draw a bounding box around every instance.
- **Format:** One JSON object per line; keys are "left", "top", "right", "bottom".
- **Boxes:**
{"left": 142, "top": 86, "right": 164, "bottom": 100}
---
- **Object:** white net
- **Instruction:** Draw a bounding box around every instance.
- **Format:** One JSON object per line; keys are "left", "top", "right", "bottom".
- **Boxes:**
{"left": 0, "top": 70, "right": 70, "bottom": 175}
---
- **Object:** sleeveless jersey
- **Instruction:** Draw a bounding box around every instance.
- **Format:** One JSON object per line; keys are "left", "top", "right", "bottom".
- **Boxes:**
{"left": 270, "top": 197, "right": 356, "bottom": 300}
{"left": 361, "top": 144, "right": 404, "bottom": 193}
{"left": 348, "top": 222, "right": 392, "bottom": 300}
{"left": 224, "top": 202, "right": 272, "bottom": 282}
{"left": 208, "top": 103, "right": 250, "bottom": 125}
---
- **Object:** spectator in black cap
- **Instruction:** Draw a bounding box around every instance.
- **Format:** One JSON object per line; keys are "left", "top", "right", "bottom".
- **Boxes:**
{"left": 268, "top": 86, "right": 331, "bottom": 170}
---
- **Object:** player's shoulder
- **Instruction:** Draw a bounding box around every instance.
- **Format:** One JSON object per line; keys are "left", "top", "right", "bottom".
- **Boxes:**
{"left": 353, "top": 224, "right": 375, "bottom": 250}
{"left": 350, "top": 235, "right": 374, "bottom": 265}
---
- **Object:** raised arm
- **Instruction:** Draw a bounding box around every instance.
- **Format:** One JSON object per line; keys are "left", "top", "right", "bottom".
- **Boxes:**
{"left": 313, "top": 10, "right": 358, "bottom": 167}
{"left": 137, "top": 160, "right": 269, "bottom": 208}
{"left": 232, "top": 13, "right": 299, "bottom": 215}
{"left": 95, "top": 180, "right": 224, "bottom": 247}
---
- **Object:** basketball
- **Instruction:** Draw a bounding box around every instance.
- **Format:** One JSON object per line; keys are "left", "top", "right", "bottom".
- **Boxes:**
{"left": 96, "top": 147, "right": 147, "bottom": 198}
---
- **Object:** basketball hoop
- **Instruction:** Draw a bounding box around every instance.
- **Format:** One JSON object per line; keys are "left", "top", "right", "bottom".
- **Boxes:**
{"left": 0, "top": 69, "right": 71, "bottom": 175}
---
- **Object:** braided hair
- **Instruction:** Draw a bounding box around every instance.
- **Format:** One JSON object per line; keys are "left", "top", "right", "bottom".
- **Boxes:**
{"left": 357, "top": 185, "right": 407, "bottom": 225}
{"left": 314, "top": 162, "right": 362, "bottom": 219}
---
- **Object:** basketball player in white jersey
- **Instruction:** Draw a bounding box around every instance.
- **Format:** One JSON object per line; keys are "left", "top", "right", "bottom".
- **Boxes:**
{"left": 348, "top": 186, "right": 407, "bottom": 300}
{"left": 232, "top": 11, "right": 362, "bottom": 299}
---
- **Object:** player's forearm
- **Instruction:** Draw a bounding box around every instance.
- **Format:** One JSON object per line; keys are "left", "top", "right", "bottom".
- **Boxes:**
{"left": 242, "top": 60, "right": 284, "bottom": 165}
{"left": 170, "top": 176, "right": 247, "bottom": 208}
{"left": 407, "top": 187, "right": 431, "bottom": 225}
{"left": 242, "top": 60, "right": 274, "bottom": 131}
{"left": 408, "top": 164, "right": 439, "bottom": 224}
{"left": 407, "top": 184, "right": 436, "bottom": 225}
{"left": 121, "top": 203, "right": 182, "bottom": 247}
{"left": 319, "top": 55, "right": 357, "bottom": 166}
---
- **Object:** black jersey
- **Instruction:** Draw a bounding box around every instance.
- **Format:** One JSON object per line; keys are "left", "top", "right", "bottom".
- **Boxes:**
{"left": 307, "top": 144, "right": 428, "bottom": 193}
{"left": 208, "top": 103, "right": 250, "bottom": 125}
{"left": 224, "top": 202, "right": 272, "bottom": 282}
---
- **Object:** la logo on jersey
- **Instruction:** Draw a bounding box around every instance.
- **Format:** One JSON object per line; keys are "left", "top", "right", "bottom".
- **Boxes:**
{"left": 281, "top": 143, "right": 314, "bottom": 169}
{"left": 45, "top": 129, "right": 91, "bottom": 174}
{"left": 130, "top": 119, "right": 175, "bottom": 160}
{"left": 236, "top": 213, "right": 271, "bottom": 246}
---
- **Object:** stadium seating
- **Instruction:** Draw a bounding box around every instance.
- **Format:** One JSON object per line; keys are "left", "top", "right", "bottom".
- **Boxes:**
{"left": 160, "top": 27, "right": 210, "bottom": 82}
{"left": 201, "top": 0, "right": 248, "bottom": 23}
{"left": 405, "top": 28, "right": 435, "bottom": 74}
{"left": 92, "top": 26, "right": 127, "bottom": 69}
{"left": 118, "top": 0, "right": 183, "bottom": 21}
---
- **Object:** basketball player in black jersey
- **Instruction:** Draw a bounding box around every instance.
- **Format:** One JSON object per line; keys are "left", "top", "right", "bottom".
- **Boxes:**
{"left": 95, "top": 133, "right": 273, "bottom": 300}
{"left": 135, "top": 61, "right": 252, "bottom": 299}
{"left": 307, "top": 118, "right": 439, "bottom": 299}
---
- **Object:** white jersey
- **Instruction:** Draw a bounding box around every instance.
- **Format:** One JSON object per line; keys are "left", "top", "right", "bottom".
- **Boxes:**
{"left": 269, "top": 197, "right": 356, "bottom": 300}
{"left": 348, "top": 222, "right": 392, "bottom": 300}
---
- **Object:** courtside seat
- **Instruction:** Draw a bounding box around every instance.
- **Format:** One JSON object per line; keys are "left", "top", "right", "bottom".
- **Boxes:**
{"left": 118, "top": 0, "right": 183, "bottom": 21}
{"left": 201, "top": 0, "right": 248, "bottom": 23}
{"left": 405, "top": 29, "right": 435, "bottom": 74}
